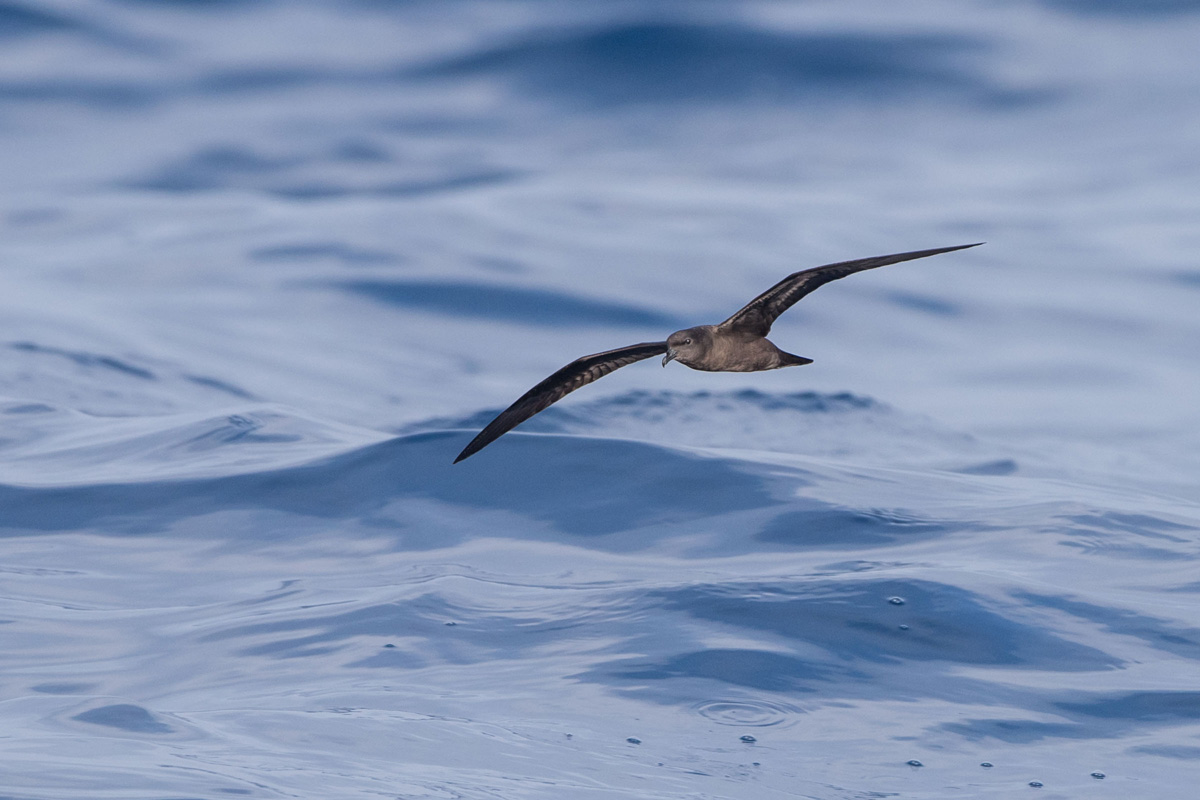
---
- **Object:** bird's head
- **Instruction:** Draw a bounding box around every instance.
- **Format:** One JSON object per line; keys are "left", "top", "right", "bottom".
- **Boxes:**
{"left": 663, "top": 327, "right": 712, "bottom": 367}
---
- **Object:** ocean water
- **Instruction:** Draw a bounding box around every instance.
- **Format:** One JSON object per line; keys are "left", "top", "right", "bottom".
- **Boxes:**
{"left": 2, "top": 1, "right": 1200, "bottom": 797}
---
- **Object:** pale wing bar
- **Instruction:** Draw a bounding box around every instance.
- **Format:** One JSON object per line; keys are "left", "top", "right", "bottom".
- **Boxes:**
{"left": 454, "top": 341, "right": 668, "bottom": 462}
{"left": 720, "top": 243, "right": 982, "bottom": 336}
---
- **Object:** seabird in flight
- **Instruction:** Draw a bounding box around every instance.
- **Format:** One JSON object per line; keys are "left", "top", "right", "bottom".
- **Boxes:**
{"left": 454, "top": 243, "right": 980, "bottom": 462}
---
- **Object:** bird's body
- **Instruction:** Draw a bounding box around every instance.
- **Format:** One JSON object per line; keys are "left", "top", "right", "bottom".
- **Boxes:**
{"left": 664, "top": 325, "right": 810, "bottom": 372}
{"left": 454, "top": 243, "right": 980, "bottom": 462}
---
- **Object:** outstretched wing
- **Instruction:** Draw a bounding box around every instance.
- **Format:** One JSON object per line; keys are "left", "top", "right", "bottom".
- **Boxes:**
{"left": 454, "top": 341, "right": 668, "bottom": 462}
{"left": 719, "top": 243, "right": 982, "bottom": 336}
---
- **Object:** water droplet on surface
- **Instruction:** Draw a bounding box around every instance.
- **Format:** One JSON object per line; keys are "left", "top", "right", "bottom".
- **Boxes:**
{"left": 740, "top": 734, "right": 756, "bottom": 743}
{"left": 1029, "top": 781, "right": 1043, "bottom": 788}
{"left": 1091, "top": 772, "right": 1105, "bottom": 779}
{"left": 626, "top": 737, "right": 641, "bottom": 745}
{"left": 888, "top": 596, "right": 905, "bottom": 605}
{"left": 906, "top": 760, "right": 923, "bottom": 767}
{"left": 981, "top": 762, "right": 993, "bottom": 768}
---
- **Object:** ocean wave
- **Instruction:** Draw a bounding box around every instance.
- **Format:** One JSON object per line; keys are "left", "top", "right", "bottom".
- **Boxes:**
{"left": 120, "top": 142, "right": 518, "bottom": 198}
{"left": 409, "top": 389, "right": 998, "bottom": 468}
{"left": 1043, "top": 0, "right": 1200, "bottom": 16}
{"left": 338, "top": 279, "right": 681, "bottom": 327}
{"left": 3, "top": 1, "right": 1200, "bottom": 795}
{"left": 0, "top": 431, "right": 777, "bottom": 539}
{"left": 0, "top": 2, "right": 83, "bottom": 40}
{"left": 411, "top": 21, "right": 1042, "bottom": 108}
{"left": 0, "top": 405, "right": 388, "bottom": 488}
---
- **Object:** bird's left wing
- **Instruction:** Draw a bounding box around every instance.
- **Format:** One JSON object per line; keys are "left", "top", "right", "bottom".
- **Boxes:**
{"left": 719, "top": 243, "right": 982, "bottom": 336}
{"left": 454, "top": 341, "right": 668, "bottom": 462}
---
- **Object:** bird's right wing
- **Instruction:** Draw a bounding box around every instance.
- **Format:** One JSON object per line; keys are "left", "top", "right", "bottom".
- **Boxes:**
{"left": 454, "top": 341, "right": 668, "bottom": 462}
{"left": 719, "top": 243, "right": 982, "bottom": 336}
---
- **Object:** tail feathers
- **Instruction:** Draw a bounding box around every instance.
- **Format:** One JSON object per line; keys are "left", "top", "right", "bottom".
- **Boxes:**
{"left": 779, "top": 352, "right": 814, "bottom": 367}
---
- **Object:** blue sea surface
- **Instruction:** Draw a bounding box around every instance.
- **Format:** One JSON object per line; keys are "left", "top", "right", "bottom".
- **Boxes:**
{"left": 2, "top": 1, "right": 1200, "bottom": 797}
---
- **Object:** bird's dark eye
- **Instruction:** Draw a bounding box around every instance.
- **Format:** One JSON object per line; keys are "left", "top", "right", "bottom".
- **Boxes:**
{"left": 684, "top": 338, "right": 692, "bottom": 345}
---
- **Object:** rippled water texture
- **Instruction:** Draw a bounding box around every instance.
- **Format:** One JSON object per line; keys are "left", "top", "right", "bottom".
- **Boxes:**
{"left": 2, "top": 1, "right": 1200, "bottom": 798}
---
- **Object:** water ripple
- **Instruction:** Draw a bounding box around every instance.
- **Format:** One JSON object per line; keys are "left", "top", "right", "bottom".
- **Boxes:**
{"left": 693, "top": 699, "right": 803, "bottom": 728}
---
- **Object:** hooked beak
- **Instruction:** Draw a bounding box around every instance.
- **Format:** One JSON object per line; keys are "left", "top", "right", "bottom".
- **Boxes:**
{"left": 662, "top": 349, "right": 677, "bottom": 367}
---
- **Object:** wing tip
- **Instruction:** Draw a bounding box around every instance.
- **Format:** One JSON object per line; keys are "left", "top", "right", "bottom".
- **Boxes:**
{"left": 901, "top": 242, "right": 983, "bottom": 263}
{"left": 453, "top": 441, "right": 481, "bottom": 463}
{"left": 453, "top": 435, "right": 487, "bottom": 463}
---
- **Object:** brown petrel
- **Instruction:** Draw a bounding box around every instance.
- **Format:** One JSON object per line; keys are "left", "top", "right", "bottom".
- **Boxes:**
{"left": 454, "top": 243, "right": 980, "bottom": 462}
